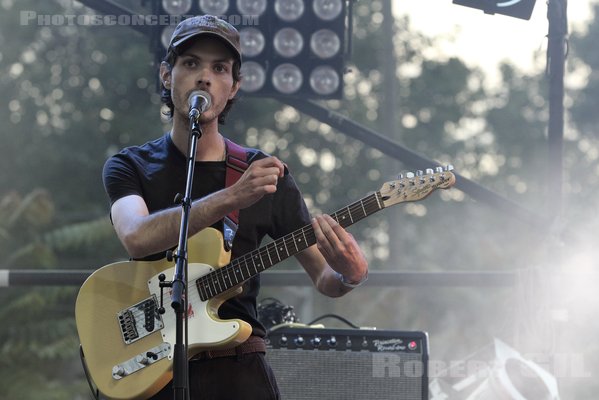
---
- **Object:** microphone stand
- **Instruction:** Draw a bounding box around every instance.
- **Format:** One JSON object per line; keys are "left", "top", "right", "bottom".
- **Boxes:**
{"left": 166, "top": 111, "right": 203, "bottom": 400}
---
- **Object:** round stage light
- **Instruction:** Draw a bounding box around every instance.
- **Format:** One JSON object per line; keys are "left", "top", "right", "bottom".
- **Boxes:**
{"left": 272, "top": 63, "right": 303, "bottom": 94}
{"left": 310, "top": 65, "right": 340, "bottom": 95}
{"left": 240, "top": 61, "right": 266, "bottom": 92}
{"left": 274, "top": 0, "right": 305, "bottom": 22}
{"left": 162, "top": 0, "right": 192, "bottom": 15}
{"left": 313, "top": 0, "right": 343, "bottom": 21}
{"left": 198, "top": 0, "right": 230, "bottom": 15}
{"left": 237, "top": 0, "right": 267, "bottom": 16}
{"left": 310, "top": 29, "right": 340, "bottom": 59}
{"left": 161, "top": 26, "right": 176, "bottom": 49}
{"left": 240, "top": 28, "right": 265, "bottom": 57}
{"left": 274, "top": 28, "right": 304, "bottom": 58}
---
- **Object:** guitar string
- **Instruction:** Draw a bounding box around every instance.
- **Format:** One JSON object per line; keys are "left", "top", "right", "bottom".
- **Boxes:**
{"left": 204, "top": 194, "right": 379, "bottom": 283}
{"left": 195, "top": 170, "right": 451, "bottom": 300}
{"left": 199, "top": 193, "right": 382, "bottom": 296}
{"left": 195, "top": 192, "right": 384, "bottom": 300}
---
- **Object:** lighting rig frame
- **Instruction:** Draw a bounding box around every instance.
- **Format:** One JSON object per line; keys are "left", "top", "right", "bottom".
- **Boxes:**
{"left": 153, "top": 0, "right": 354, "bottom": 99}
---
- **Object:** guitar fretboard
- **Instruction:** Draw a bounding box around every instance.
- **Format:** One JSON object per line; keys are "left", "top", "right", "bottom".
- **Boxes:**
{"left": 196, "top": 191, "right": 385, "bottom": 301}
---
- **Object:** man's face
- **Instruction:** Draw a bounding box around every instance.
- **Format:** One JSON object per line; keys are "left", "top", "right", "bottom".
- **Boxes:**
{"left": 168, "top": 36, "right": 240, "bottom": 124}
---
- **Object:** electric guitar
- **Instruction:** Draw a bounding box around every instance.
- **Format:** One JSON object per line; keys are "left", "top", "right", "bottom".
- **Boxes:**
{"left": 75, "top": 167, "right": 455, "bottom": 400}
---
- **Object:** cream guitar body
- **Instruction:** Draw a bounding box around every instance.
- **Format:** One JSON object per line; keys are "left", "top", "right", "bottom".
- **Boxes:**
{"left": 76, "top": 229, "right": 252, "bottom": 400}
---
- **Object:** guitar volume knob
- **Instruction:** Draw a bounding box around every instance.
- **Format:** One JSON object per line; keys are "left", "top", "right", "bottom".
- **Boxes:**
{"left": 112, "top": 365, "right": 126, "bottom": 377}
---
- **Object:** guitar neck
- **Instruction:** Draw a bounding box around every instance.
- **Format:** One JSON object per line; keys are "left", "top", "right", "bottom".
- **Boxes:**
{"left": 196, "top": 191, "right": 385, "bottom": 300}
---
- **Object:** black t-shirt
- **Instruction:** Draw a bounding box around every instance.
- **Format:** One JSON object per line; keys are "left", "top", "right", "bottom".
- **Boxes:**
{"left": 102, "top": 132, "right": 311, "bottom": 336}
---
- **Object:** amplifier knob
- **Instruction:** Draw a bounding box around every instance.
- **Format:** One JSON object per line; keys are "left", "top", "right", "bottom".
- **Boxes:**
{"left": 327, "top": 336, "right": 337, "bottom": 347}
{"left": 294, "top": 336, "right": 305, "bottom": 346}
{"left": 279, "top": 335, "right": 288, "bottom": 346}
{"left": 311, "top": 337, "right": 321, "bottom": 347}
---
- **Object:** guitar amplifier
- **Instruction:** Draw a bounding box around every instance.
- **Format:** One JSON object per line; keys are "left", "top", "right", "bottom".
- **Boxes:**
{"left": 265, "top": 326, "right": 429, "bottom": 400}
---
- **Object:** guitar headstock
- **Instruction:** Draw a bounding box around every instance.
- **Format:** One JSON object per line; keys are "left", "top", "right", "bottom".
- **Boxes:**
{"left": 379, "top": 166, "right": 456, "bottom": 208}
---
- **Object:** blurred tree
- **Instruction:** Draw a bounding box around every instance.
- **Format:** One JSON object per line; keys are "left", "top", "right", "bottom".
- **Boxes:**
{"left": 0, "top": 0, "right": 156, "bottom": 397}
{"left": 0, "top": 187, "right": 116, "bottom": 398}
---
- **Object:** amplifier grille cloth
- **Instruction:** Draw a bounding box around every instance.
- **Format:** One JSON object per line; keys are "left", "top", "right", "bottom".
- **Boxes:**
{"left": 267, "top": 349, "right": 423, "bottom": 400}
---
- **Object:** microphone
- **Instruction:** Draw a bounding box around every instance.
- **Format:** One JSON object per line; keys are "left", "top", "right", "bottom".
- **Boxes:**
{"left": 188, "top": 90, "right": 212, "bottom": 121}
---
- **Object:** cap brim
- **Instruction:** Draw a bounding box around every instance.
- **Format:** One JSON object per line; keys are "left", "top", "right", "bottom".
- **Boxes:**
{"left": 171, "top": 32, "right": 241, "bottom": 62}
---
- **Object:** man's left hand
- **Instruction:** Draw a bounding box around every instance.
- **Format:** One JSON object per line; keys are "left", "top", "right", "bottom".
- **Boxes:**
{"left": 312, "top": 214, "right": 368, "bottom": 284}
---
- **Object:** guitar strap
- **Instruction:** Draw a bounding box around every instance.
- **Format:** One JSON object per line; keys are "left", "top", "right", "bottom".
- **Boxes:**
{"left": 223, "top": 137, "right": 249, "bottom": 251}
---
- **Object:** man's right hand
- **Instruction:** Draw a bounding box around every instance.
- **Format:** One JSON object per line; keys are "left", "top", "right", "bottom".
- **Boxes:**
{"left": 228, "top": 156, "right": 285, "bottom": 210}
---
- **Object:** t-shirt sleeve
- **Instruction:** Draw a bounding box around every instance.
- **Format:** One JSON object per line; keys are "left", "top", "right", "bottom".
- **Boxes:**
{"left": 102, "top": 153, "right": 143, "bottom": 206}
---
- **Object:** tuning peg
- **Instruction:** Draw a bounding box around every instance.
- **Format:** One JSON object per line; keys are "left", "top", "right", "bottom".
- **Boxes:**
{"left": 416, "top": 170, "right": 424, "bottom": 176}
{"left": 426, "top": 168, "right": 436, "bottom": 182}
{"left": 397, "top": 173, "right": 404, "bottom": 180}
{"left": 444, "top": 165, "right": 454, "bottom": 171}
{"left": 435, "top": 166, "right": 443, "bottom": 173}
{"left": 405, "top": 172, "right": 415, "bottom": 179}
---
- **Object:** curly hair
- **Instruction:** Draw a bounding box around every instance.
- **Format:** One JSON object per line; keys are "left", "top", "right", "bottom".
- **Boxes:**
{"left": 160, "top": 45, "right": 241, "bottom": 125}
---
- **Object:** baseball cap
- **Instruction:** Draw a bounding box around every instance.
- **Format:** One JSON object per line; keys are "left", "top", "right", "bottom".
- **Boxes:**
{"left": 168, "top": 15, "right": 242, "bottom": 62}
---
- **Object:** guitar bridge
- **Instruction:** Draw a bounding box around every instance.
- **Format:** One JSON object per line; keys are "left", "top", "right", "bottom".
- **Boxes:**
{"left": 117, "top": 295, "right": 164, "bottom": 345}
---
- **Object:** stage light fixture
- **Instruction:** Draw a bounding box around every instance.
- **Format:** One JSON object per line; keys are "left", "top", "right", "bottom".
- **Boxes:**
{"left": 153, "top": 0, "right": 350, "bottom": 99}
{"left": 272, "top": 63, "right": 304, "bottom": 94}
{"left": 453, "top": 0, "right": 537, "bottom": 20}
{"left": 275, "top": 0, "right": 306, "bottom": 22}
{"left": 240, "top": 61, "right": 266, "bottom": 92}
{"left": 236, "top": 0, "right": 268, "bottom": 16}
{"left": 199, "top": 0, "right": 230, "bottom": 15}
{"left": 313, "top": 0, "right": 343, "bottom": 20}
{"left": 310, "top": 65, "right": 340, "bottom": 95}
{"left": 273, "top": 28, "right": 304, "bottom": 58}
{"left": 160, "top": 26, "right": 176, "bottom": 49}
{"left": 162, "top": 0, "right": 192, "bottom": 15}
{"left": 310, "top": 29, "right": 341, "bottom": 59}
{"left": 240, "top": 27, "right": 265, "bottom": 57}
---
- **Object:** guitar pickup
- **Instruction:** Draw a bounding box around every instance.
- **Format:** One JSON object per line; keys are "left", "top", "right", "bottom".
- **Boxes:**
{"left": 112, "top": 342, "right": 171, "bottom": 380}
{"left": 117, "top": 296, "right": 164, "bottom": 345}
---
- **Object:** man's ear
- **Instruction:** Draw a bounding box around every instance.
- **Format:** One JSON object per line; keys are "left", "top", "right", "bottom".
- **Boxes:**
{"left": 159, "top": 61, "right": 172, "bottom": 89}
{"left": 229, "top": 79, "right": 241, "bottom": 100}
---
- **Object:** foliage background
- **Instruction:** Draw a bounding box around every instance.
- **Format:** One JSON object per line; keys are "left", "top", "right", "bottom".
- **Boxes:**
{"left": 1, "top": 0, "right": 598, "bottom": 398}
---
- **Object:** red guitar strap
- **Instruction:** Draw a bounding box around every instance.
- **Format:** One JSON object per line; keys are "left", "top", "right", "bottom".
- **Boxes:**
{"left": 223, "top": 138, "right": 249, "bottom": 250}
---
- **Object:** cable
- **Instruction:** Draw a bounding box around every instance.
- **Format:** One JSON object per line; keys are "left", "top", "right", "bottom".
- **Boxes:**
{"left": 306, "top": 314, "right": 360, "bottom": 329}
{"left": 79, "top": 345, "right": 100, "bottom": 400}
